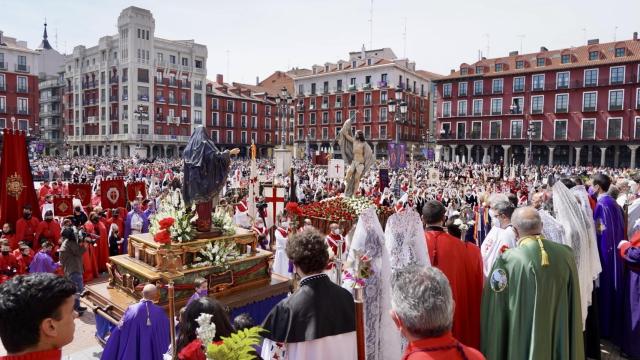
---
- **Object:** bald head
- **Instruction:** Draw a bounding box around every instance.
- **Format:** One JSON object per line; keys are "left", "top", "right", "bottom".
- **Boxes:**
{"left": 142, "top": 284, "right": 157, "bottom": 300}
{"left": 511, "top": 207, "right": 542, "bottom": 237}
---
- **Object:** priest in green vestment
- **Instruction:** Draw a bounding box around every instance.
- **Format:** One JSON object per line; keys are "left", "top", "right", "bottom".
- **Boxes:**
{"left": 481, "top": 206, "right": 584, "bottom": 360}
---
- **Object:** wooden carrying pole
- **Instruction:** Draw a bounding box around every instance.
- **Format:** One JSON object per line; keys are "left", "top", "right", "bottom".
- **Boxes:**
{"left": 168, "top": 281, "right": 176, "bottom": 360}
{"left": 354, "top": 286, "right": 365, "bottom": 360}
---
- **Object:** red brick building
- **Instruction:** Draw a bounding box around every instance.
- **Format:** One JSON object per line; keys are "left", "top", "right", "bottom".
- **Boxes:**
{"left": 434, "top": 34, "right": 640, "bottom": 168}
{"left": 206, "top": 74, "right": 277, "bottom": 157}
{"left": 292, "top": 48, "right": 435, "bottom": 158}
{"left": 0, "top": 31, "right": 40, "bottom": 135}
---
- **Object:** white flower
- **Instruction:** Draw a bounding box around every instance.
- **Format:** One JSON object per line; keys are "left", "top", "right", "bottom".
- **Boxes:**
{"left": 195, "top": 313, "right": 216, "bottom": 345}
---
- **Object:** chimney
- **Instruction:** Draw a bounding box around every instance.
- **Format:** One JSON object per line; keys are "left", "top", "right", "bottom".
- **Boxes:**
{"left": 540, "top": 46, "right": 548, "bottom": 52}
{"left": 256, "top": 76, "right": 259, "bottom": 85}
{"left": 509, "top": 50, "right": 519, "bottom": 56}
{"left": 587, "top": 38, "right": 599, "bottom": 45}
{"left": 450, "top": 69, "right": 455, "bottom": 74}
{"left": 216, "top": 74, "right": 223, "bottom": 84}
{"left": 634, "top": 32, "right": 638, "bottom": 41}
{"left": 0, "top": 31, "right": 3, "bottom": 45}
{"left": 481, "top": 57, "right": 486, "bottom": 60}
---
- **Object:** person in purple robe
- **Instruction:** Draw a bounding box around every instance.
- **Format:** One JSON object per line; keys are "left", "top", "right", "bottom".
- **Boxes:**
{"left": 28, "top": 241, "right": 60, "bottom": 274}
{"left": 123, "top": 201, "right": 149, "bottom": 254}
{"left": 618, "top": 232, "right": 640, "bottom": 359}
{"left": 186, "top": 277, "right": 208, "bottom": 306}
{"left": 102, "top": 284, "right": 170, "bottom": 360}
{"left": 592, "top": 173, "right": 625, "bottom": 344}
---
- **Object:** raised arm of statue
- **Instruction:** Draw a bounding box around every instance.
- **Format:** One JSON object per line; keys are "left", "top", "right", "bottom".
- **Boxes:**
{"left": 340, "top": 118, "right": 354, "bottom": 143}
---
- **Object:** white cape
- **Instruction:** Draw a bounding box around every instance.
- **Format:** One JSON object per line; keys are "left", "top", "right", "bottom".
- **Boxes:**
{"left": 553, "top": 183, "right": 602, "bottom": 330}
{"left": 480, "top": 226, "right": 505, "bottom": 277}
{"left": 343, "top": 207, "right": 399, "bottom": 360}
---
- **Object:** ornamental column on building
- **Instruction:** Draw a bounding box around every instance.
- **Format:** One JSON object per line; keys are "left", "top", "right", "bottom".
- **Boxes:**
{"left": 548, "top": 147, "right": 555, "bottom": 166}
{"left": 600, "top": 147, "right": 607, "bottom": 167}
{"left": 451, "top": 144, "right": 458, "bottom": 162}
{"left": 575, "top": 146, "right": 582, "bottom": 167}
{"left": 630, "top": 145, "right": 639, "bottom": 169}
{"left": 435, "top": 145, "right": 442, "bottom": 162}
{"left": 466, "top": 144, "right": 473, "bottom": 164}
{"left": 483, "top": 146, "right": 489, "bottom": 164}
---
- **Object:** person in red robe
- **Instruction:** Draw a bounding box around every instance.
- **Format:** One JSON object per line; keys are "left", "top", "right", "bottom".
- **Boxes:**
{"left": 79, "top": 223, "right": 99, "bottom": 282}
{"left": 33, "top": 211, "right": 61, "bottom": 253}
{"left": 38, "top": 181, "right": 51, "bottom": 203}
{"left": 1, "top": 223, "right": 17, "bottom": 251}
{"left": 13, "top": 242, "right": 34, "bottom": 274}
{"left": 325, "top": 223, "right": 346, "bottom": 268}
{"left": 423, "top": 200, "right": 483, "bottom": 350}
{"left": 15, "top": 205, "right": 40, "bottom": 250}
{"left": 0, "top": 241, "right": 19, "bottom": 283}
{"left": 85, "top": 212, "right": 108, "bottom": 273}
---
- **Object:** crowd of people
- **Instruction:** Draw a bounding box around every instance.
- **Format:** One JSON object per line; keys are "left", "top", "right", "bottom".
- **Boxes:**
{"left": 0, "top": 155, "right": 639, "bottom": 360}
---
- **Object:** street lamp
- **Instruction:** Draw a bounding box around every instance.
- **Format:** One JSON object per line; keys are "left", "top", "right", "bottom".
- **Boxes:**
{"left": 10, "top": 116, "right": 15, "bottom": 131}
{"left": 526, "top": 123, "right": 534, "bottom": 166}
{"left": 387, "top": 85, "right": 408, "bottom": 144}
{"left": 134, "top": 105, "right": 148, "bottom": 157}
{"left": 275, "top": 86, "right": 292, "bottom": 149}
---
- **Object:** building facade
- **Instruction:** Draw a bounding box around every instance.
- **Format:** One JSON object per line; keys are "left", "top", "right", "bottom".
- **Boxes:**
{"left": 292, "top": 48, "right": 434, "bottom": 159}
{"left": 0, "top": 31, "right": 40, "bottom": 137}
{"left": 39, "top": 74, "right": 65, "bottom": 155}
{"left": 63, "top": 6, "right": 207, "bottom": 158}
{"left": 434, "top": 34, "right": 640, "bottom": 168}
{"left": 205, "top": 74, "right": 277, "bottom": 158}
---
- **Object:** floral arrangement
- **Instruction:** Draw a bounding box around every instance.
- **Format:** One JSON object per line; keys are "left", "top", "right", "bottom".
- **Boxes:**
{"left": 150, "top": 198, "right": 195, "bottom": 244}
{"left": 343, "top": 197, "right": 375, "bottom": 216}
{"left": 343, "top": 249, "right": 373, "bottom": 287}
{"left": 298, "top": 198, "right": 355, "bottom": 223}
{"left": 212, "top": 208, "right": 236, "bottom": 236}
{"left": 195, "top": 312, "right": 264, "bottom": 360}
{"left": 189, "top": 240, "right": 240, "bottom": 270}
{"left": 453, "top": 218, "right": 470, "bottom": 233}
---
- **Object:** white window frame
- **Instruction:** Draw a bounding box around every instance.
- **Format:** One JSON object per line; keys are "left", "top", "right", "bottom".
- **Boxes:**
{"left": 17, "top": 97, "right": 28, "bottom": 112}
{"left": 532, "top": 74, "right": 545, "bottom": 91}
{"left": 0, "top": 96, "right": 5, "bottom": 111}
{"left": 608, "top": 89, "right": 625, "bottom": 111}
{"left": 473, "top": 80, "right": 483, "bottom": 95}
{"left": 512, "top": 76, "right": 525, "bottom": 92}
{"left": 472, "top": 99, "right": 483, "bottom": 116}
{"left": 379, "top": 125, "right": 387, "bottom": 139}
{"left": 489, "top": 120, "right": 502, "bottom": 139}
{"left": 554, "top": 93, "right": 569, "bottom": 112}
{"left": 456, "top": 122, "right": 466, "bottom": 140}
{"left": 609, "top": 65, "right": 626, "bottom": 85}
{"left": 582, "top": 91, "right": 598, "bottom": 112}
{"left": 531, "top": 95, "right": 544, "bottom": 114}
{"left": 492, "top": 78, "right": 504, "bottom": 94}
{"left": 554, "top": 119, "right": 568, "bottom": 140}
{"left": 584, "top": 68, "right": 599, "bottom": 87}
{"left": 0, "top": 118, "right": 5, "bottom": 129}
{"left": 635, "top": 116, "right": 640, "bottom": 139}
{"left": 510, "top": 96, "right": 524, "bottom": 114}
{"left": 636, "top": 87, "right": 640, "bottom": 109}
{"left": 581, "top": 118, "right": 596, "bottom": 140}
{"left": 457, "top": 100, "right": 467, "bottom": 116}
{"left": 226, "top": 130, "right": 234, "bottom": 143}
{"left": 490, "top": 98, "right": 503, "bottom": 115}
{"left": 510, "top": 119, "right": 523, "bottom": 139}
{"left": 530, "top": 120, "right": 543, "bottom": 140}
{"left": 441, "top": 121, "right": 451, "bottom": 135}
{"left": 458, "top": 82, "right": 468, "bottom": 96}
{"left": 322, "top": 127, "right": 328, "bottom": 140}
{"left": 211, "top": 130, "right": 219, "bottom": 143}
{"left": 442, "top": 101, "right": 452, "bottom": 117}
{"left": 607, "top": 117, "right": 623, "bottom": 139}
{"left": 556, "top": 71, "right": 570, "bottom": 89}
{"left": 471, "top": 121, "right": 482, "bottom": 139}
{"left": 443, "top": 83, "right": 452, "bottom": 96}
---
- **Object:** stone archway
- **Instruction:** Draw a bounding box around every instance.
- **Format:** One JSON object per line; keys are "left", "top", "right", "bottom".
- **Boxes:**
{"left": 511, "top": 145, "right": 526, "bottom": 164}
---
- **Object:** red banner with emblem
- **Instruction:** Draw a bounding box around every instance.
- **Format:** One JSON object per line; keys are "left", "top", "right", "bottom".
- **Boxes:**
{"left": 127, "top": 181, "right": 147, "bottom": 202}
{"left": 0, "top": 129, "right": 41, "bottom": 227}
{"left": 100, "top": 178, "right": 126, "bottom": 209}
{"left": 53, "top": 196, "right": 73, "bottom": 217}
{"left": 68, "top": 183, "right": 92, "bottom": 206}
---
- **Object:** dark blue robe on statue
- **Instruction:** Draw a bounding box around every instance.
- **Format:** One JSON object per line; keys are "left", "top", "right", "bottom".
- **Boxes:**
{"left": 620, "top": 237, "right": 640, "bottom": 359}
{"left": 593, "top": 194, "right": 625, "bottom": 343}
{"left": 101, "top": 299, "right": 170, "bottom": 360}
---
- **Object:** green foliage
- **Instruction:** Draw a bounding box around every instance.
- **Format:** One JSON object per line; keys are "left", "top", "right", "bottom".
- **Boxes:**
{"left": 206, "top": 326, "right": 264, "bottom": 360}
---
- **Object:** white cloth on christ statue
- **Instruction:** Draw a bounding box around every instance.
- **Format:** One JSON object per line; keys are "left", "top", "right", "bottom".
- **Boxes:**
{"left": 272, "top": 227, "right": 291, "bottom": 278}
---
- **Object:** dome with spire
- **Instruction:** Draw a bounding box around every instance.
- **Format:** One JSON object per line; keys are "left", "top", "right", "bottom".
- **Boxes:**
{"left": 37, "top": 21, "right": 53, "bottom": 50}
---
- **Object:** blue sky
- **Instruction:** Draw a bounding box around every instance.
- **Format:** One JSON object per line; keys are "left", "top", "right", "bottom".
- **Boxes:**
{"left": 1, "top": 0, "right": 638, "bottom": 83}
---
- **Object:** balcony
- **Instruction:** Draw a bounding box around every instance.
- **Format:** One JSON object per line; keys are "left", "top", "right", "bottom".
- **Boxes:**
{"left": 180, "top": 100, "right": 190, "bottom": 107}
{"left": 16, "top": 87, "right": 29, "bottom": 94}
{"left": 122, "top": 76, "right": 128, "bottom": 82}
{"left": 169, "top": 98, "right": 177, "bottom": 105}
{"left": 156, "top": 96, "right": 165, "bottom": 103}
{"left": 138, "top": 95, "right": 149, "bottom": 102}
{"left": 211, "top": 104, "right": 219, "bottom": 111}
{"left": 347, "top": 84, "right": 357, "bottom": 92}
{"left": 168, "top": 79, "right": 178, "bottom": 87}
{"left": 109, "top": 77, "right": 119, "bottom": 84}
{"left": 180, "top": 81, "right": 191, "bottom": 89}
{"left": 556, "top": 83, "right": 569, "bottom": 89}
{"left": 473, "top": 90, "right": 482, "bottom": 96}
{"left": 194, "top": 83, "right": 203, "bottom": 91}
{"left": 491, "top": 110, "right": 502, "bottom": 115}
{"left": 532, "top": 85, "right": 544, "bottom": 92}
{"left": 321, "top": 103, "right": 329, "bottom": 110}
{"left": 322, "top": 88, "right": 330, "bottom": 95}
{"left": 442, "top": 92, "right": 452, "bottom": 99}
{"left": 109, "top": 114, "right": 119, "bottom": 121}
{"left": 122, "top": 95, "right": 129, "bottom": 101}
{"left": 459, "top": 91, "right": 467, "bottom": 97}
{"left": 110, "top": 95, "right": 118, "bottom": 102}
{"left": 15, "top": 64, "right": 30, "bottom": 73}
{"left": 492, "top": 88, "right": 503, "bottom": 94}
{"left": 0, "top": 62, "right": 7, "bottom": 70}
{"left": 181, "top": 117, "right": 190, "bottom": 123}
{"left": 155, "top": 114, "right": 165, "bottom": 122}
{"left": 378, "top": 80, "right": 388, "bottom": 88}
{"left": 363, "top": 83, "right": 372, "bottom": 90}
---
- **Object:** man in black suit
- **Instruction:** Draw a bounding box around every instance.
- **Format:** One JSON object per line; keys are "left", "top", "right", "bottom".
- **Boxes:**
{"left": 261, "top": 229, "right": 356, "bottom": 359}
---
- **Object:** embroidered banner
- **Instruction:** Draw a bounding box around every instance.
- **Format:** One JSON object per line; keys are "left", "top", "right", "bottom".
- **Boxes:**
{"left": 68, "top": 183, "right": 92, "bottom": 206}
{"left": 100, "top": 178, "right": 126, "bottom": 209}
{"left": 127, "top": 181, "right": 147, "bottom": 202}
{"left": 53, "top": 196, "right": 73, "bottom": 217}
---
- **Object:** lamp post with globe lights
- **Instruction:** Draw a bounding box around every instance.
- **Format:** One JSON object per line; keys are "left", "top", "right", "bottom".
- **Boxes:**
{"left": 275, "top": 87, "right": 293, "bottom": 149}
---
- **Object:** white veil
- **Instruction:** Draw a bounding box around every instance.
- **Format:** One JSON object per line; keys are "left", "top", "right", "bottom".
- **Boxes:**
{"left": 552, "top": 182, "right": 602, "bottom": 329}
{"left": 384, "top": 209, "right": 430, "bottom": 271}
{"left": 538, "top": 209, "right": 567, "bottom": 245}
{"left": 344, "top": 207, "right": 399, "bottom": 360}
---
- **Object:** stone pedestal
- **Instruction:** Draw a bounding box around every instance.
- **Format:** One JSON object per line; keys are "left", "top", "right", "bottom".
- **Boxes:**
{"left": 274, "top": 148, "right": 292, "bottom": 176}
